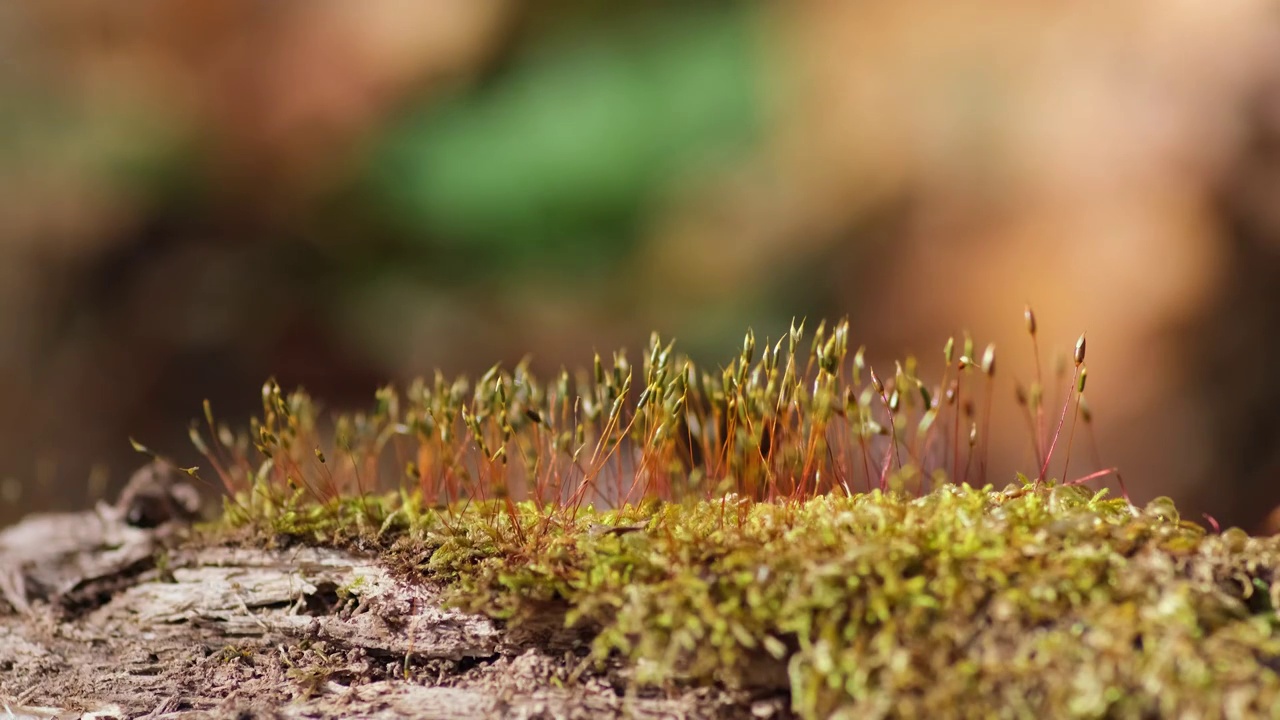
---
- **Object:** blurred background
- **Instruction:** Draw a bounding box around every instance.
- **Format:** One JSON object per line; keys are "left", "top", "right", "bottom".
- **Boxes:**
{"left": 4, "top": 1, "right": 1280, "bottom": 532}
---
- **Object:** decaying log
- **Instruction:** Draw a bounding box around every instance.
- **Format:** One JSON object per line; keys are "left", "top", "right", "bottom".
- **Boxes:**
{"left": 0, "top": 466, "right": 769, "bottom": 719}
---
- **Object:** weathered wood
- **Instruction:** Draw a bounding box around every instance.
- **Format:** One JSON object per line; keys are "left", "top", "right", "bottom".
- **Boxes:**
{"left": 0, "top": 460, "right": 199, "bottom": 614}
{"left": 0, "top": 492, "right": 770, "bottom": 719}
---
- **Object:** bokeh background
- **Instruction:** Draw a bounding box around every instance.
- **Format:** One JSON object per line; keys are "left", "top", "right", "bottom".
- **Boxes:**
{"left": 4, "top": 1, "right": 1280, "bottom": 532}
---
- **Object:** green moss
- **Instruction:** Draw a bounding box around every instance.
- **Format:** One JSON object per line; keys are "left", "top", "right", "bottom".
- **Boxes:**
{"left": 417, "top": 481, "right": 1280, "bottom": 718}
{"left": 205, "top": 478, "right": 1280, "bottom": 718}
{"left": 179, "top": 319, "right": 1280, "bottom": 717}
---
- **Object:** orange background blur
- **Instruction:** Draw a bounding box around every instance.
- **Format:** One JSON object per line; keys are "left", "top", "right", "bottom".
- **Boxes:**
{"left": 4, "top": 1, "right": 1280, "bottom": 531}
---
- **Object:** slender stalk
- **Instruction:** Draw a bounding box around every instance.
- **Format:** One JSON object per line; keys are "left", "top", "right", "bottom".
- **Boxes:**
{"left": 1038, "top": 334, "right": 1086, "bottom": 485}
{"left": 1059, "top": 369, "right": 1087, "bottom": 484}
{"left": 870, "top": 367, "right": 902, "bottom": 476}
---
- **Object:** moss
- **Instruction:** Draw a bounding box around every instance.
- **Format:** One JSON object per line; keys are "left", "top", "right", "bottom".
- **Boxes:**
{"left": 201, "top": 477, "right": 1280, "bottom": 718}
{"left": 414, "top": 482, "right": 1280, "bottom": 718}
{"left": 177, "top": 318, "right": 1280, "bottom": 717}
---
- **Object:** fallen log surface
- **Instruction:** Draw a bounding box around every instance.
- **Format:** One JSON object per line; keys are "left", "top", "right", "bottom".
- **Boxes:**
{"left": 0, "top": 465, "right": 776, "bottom": 719}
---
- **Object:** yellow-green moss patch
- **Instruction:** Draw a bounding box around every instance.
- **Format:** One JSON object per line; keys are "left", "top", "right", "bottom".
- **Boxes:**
{"left": 179, "top": 318, "right": 1280, "bottom": 718}
{"left": 208, "top": 479, "right": 1280, "bottom": 719}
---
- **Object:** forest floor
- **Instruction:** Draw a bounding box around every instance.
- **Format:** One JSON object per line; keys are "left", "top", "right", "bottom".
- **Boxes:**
{"left": 0, "top": 536, "right": 783, "bottom": 719}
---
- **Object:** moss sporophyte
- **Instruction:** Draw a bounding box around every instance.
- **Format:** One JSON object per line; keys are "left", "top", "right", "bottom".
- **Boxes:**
{"left": 168, "top": 313, "right": 1280, "bottom": 718}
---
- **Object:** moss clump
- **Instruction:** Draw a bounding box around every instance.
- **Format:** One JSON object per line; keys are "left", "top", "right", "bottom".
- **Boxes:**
{"left": 426, "top": 482, "right": 1280, "bottom": 719}
{"left": 206, "top": 477, "right": 1280, "bottom": 718}
{"left": 175, "top": 317, "right": 1280, "bottom": 717}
